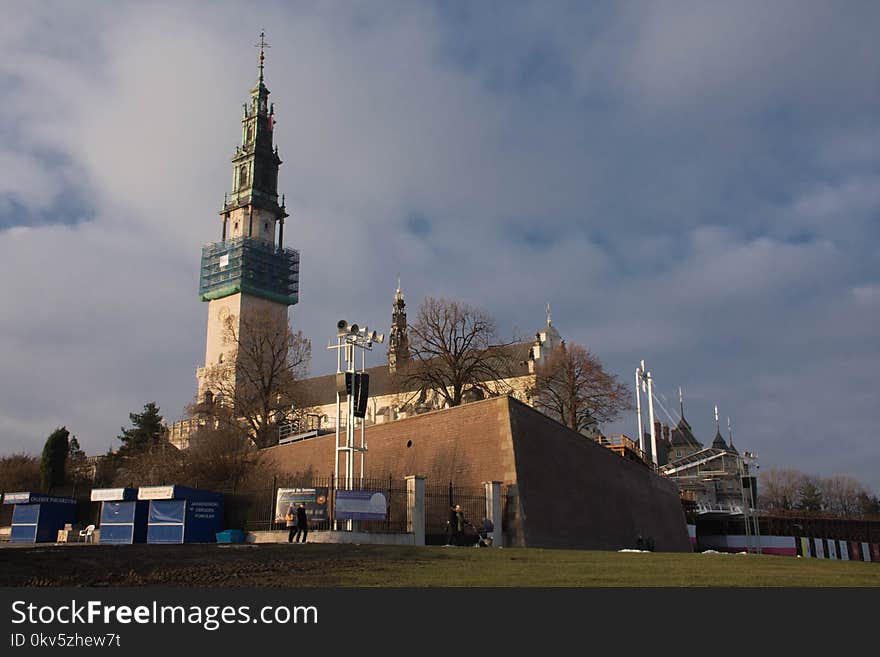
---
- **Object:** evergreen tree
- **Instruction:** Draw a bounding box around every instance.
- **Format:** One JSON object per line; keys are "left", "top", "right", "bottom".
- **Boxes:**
{"left": 68, "top": 436, "right": 86, "bottom": 461}
{"left": 117, "top": 402, "right": 165, "bottom": 455}
{"left": 797, "top": 477, "right": 824, "bottom": 511}
{"left": 40, "top": 426, "right": 70, "bottom": 490}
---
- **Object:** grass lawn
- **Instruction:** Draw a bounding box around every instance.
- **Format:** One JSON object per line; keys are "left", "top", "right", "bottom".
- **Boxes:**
{"left": 309, "top": 545, "right": 880, "bottom": 587}
{"left": 2, "top": 543, "right": 878, "bottom": 586}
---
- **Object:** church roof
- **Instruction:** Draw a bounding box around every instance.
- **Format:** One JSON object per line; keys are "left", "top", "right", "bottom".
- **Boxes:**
{"left": 669, "top": 416, "right": 702, "bottom": 447}
{"left": 711, "top": 430, "right": 728, "bottom": 450}
{"left": 297, "top": 341, "right": 535, "bottom": 408}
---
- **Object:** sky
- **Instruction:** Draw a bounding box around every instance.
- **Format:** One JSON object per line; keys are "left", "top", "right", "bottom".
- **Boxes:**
{"left": 1, "top": 1, "right": 878, "bottom": 492}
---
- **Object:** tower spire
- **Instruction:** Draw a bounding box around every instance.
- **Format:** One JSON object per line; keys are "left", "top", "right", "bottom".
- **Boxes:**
{"left": 711, "top": 404, "right": 728, "bottom": 450}
{"left": 546, "top": 303, "right": 552, "bottom": 327}
{"left": 679, "top": 386, "right": 684, "bottom": 419}
{"left": 388, "top": 279, "right": 410, "bottom": 372}
{"left": 256, "top": 31, "right": 270, "bottom": 84}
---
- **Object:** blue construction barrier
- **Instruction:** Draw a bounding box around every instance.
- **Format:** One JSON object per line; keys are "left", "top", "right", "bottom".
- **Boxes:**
{"left": 138, "top": 485, "right": 224, "bottom": 544}
{"left": 3, "top": 491, "right": 77, "bottom": 543}
{"left": 91, "top": 487, "right": 149, "bottom": 544}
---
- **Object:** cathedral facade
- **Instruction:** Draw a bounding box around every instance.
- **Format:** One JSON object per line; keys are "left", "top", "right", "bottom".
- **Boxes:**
{"left": 286, "top": 285, "right": 567, "bottom": 440}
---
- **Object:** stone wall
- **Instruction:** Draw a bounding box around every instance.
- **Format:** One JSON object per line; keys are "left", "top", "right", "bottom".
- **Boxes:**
{"left": 262, "top": 396, "right": 690, "bottom": 551}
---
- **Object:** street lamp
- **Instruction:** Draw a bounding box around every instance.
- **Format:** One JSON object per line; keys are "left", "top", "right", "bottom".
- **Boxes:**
{"left": 328, "top": 320, "right": 384, "bottom": 528}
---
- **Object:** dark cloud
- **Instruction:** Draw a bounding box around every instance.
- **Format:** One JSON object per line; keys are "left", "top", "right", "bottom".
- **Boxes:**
{"left": 1, "top": 1, "right": 878, "bottom": 493}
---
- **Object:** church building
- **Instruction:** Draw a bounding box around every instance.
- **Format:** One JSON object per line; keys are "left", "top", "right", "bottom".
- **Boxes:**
{"left": 283, "top": 285, "right": 568, "bottom": 441}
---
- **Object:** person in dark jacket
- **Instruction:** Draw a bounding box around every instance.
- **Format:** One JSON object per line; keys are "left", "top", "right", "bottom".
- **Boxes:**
{"left": 451, "top": 504, "right": 465, "bottom": 546}
{"left": 285, "top": 504, "right": 297, "bottom": 543}
{"left": 293, "top": 503, "right": 309, "bottom": 543}
{"left": 445, "top": 505, "right": 457, "bottom": 546}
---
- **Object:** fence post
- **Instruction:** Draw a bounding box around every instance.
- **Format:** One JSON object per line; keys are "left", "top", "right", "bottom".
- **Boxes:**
{"left": 483, "top": 481, "right": 503, "bottom": 547}
{"left": 269, "top": 475, "right": 277, "bottom": 532}
{"left": 406, "top": 475, "right": 426, "bottom": 546}
{"left": 330, "top": 472, "right": 336, "bottom": 532}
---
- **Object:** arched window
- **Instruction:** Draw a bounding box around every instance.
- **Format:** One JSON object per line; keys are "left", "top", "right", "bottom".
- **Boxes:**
{"left": 239, "top": 165, "right": 248, "bottom": 189}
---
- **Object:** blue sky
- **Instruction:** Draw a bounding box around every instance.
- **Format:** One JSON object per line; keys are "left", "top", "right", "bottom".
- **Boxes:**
{"left": 1, "top": 1, "right": 878, "bottom": 492}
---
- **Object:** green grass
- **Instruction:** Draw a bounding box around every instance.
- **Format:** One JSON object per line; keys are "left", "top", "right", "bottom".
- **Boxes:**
{"left": 308, "top": 545, "right": 880, "bottom": 587}
{"left": 3, "top": 543, "right": 878, "bottom": 587}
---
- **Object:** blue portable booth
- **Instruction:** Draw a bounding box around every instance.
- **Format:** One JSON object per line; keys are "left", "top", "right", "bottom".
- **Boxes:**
{"left": 3, "top": 491, "right": 77, "bottom": 543}
{"left": 138, "top": 485, "right": 224, "bottom": 544}
{"left": 91, "top": 487, "right": 149, "bottom": 544}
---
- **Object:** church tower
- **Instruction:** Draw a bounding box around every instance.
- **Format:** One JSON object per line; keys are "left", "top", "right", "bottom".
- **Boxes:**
{"left": 387, "top": 280, "right": 410, "bottom": 372}
{"left": 196, "top": 34, "right": 300, "bottom": 403}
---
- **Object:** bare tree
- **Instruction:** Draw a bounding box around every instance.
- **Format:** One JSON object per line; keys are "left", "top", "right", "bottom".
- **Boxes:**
{"left": 822, "top": 475, "right": 867, "bottom": 517}
{"left": 759, "top": 467, "right": 807, "bottom": 510}
{"left": 399, "top": 297, "right": 517, "bottom": 408}
{"left": 184, "top": 424, "right": 266, "bottom": 490}
{"left": 0, "top": 453, "right": 41, "bottom": 492}
{"left": 531, "top": 341, "right": 631, "bottom": 433}
{"left": 110, "top": 444, "right": 185, "bottom": 487}
{"left": 198, "top": 308, "right": 311, "bottom": 448}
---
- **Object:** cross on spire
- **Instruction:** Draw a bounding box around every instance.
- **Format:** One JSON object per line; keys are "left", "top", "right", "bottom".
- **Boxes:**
{"left": 255, "top": 30, "right": 271, "bottom": 83}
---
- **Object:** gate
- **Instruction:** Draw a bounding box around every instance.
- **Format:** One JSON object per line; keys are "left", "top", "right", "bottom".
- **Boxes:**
{"left": 424, "top": 481, "right": 487, "bottom": 545}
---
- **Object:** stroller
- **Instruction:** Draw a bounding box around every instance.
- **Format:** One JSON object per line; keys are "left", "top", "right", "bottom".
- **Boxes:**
{"left": 466, "top": 519, "right": 494, "bottom": 547}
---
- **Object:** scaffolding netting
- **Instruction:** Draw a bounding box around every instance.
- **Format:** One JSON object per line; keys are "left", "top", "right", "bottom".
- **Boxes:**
{"left": 198, "top": 237, "right": 299, "bottom": 306}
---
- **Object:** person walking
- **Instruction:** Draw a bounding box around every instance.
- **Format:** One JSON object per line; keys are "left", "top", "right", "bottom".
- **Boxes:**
{"left": 286, "top": 504, "right": 297, "bottom": 543}
{"left": 293, "top": 503, "right": 309, "bottom": 543}
{"left": 445, "top": 505, "right": 457, "bottom": 546}
{"left": 452, "top": 504, "right": 465, "bottom": 546}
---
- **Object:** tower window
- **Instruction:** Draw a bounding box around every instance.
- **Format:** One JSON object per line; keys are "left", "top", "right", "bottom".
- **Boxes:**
{"left": 234, "top": 222, "right": 239, "bottom": 232}
{"left": 264, "top": 222, "right": 269, "bottom": 231}
{"left": 239, "top": 165, "right": 249, "bottom": 188}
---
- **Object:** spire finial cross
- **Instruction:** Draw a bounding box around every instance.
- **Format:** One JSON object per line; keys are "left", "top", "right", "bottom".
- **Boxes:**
{"left": 546, "top": 303, "right": 552, "bottom": 326}
{"left": 255, "top": 31, "right": 271, "bottom": 82}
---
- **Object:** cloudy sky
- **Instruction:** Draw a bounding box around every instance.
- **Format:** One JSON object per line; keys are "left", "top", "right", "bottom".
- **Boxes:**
{"left": 1, "top": 1, "right": 878, "bottom": 492}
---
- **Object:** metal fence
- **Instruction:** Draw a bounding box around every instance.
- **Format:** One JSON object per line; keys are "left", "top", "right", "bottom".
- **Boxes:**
{"left": 221, "top": 474, "right": 411, "bottom": 534}
{"left": 424, "top": 481, "right": 488, "bottom": 545}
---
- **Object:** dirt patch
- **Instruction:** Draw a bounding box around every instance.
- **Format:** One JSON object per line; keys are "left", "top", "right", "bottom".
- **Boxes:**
{"left": 0, "top": 543, "right": 397, "bottom": 587}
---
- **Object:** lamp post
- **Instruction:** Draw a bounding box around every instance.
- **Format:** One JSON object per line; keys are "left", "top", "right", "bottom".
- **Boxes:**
{"left": 328, "top": 320, "right": 384, "bottom": 530}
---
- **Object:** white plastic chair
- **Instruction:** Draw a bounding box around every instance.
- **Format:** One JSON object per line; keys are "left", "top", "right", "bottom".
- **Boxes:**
{"left": 79, "top": 524, "right": 96, "bottom": 543}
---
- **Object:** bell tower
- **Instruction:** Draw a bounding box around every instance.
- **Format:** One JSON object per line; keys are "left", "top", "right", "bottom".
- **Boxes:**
{"left": 388, "top": 279, "right": 410, "bottom": 372}
{"left": 196, "top": 33, "right": 300, "bottom": 403}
